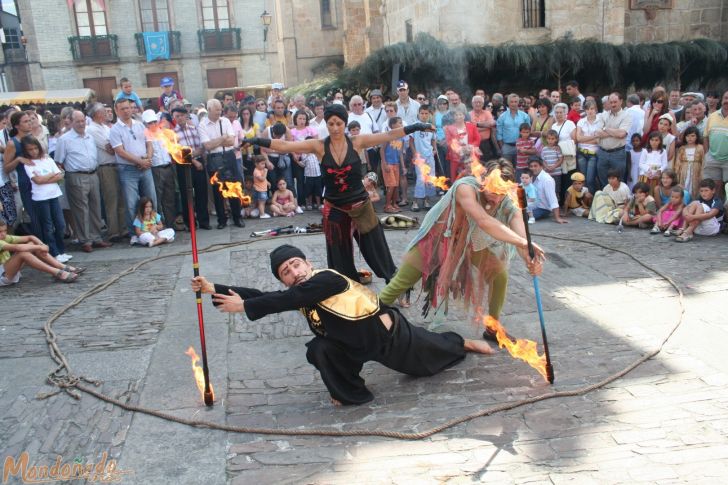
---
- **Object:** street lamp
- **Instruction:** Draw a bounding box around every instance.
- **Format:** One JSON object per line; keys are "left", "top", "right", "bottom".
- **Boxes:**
{"left": 260, "top": 10, "right": 272, "bottom": 42}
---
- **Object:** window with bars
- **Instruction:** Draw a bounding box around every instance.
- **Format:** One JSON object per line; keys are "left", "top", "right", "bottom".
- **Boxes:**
{"left": 140, "top": 0, "right": 171, "bottom": 32}
{"left": 320, "top": 0, "right": 333, "bottom": 28}
{"left": 74, "top": 0, "right": 108, "bottom": 36}
{"left": 201, "top": 0, "right": 230, "bottom": 30}
{"left": 523, "top": 0, "right": 545, "bottom": 28}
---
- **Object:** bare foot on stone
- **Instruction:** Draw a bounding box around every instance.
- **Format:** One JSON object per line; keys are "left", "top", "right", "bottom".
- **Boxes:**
{"left": 330, "top": 397, "right": 342, "bottom": 406}
{"left": 464, "top": 338, "right": 494, "bottom": 355}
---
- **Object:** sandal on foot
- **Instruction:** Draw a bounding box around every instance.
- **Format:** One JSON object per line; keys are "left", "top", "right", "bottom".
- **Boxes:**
{"left": 65, "top": 265, "right": 86, "bottom": 274}
{"left": 675, "top": 233, "right": 693, "bottom": 242}
{"left": 54, "top": 270, "right": 79, "bottom": 283}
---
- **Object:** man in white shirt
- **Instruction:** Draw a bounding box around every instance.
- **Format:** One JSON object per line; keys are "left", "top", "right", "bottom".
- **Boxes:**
{"left": 308, "top": 101, "right": 329, "bottom": 139}
{"left": 109, "top": 98, "right": 156, "bottom": 232}
{"left": 528, "top": 157, "right": 567, "bottom": 224}
{"left": 198, "top": 98, "right": 244, "bottom": 229}
{"left": 56, "top": 110, "right": 112, "bottom": 252}
{"left": 347, "top": 95, "right": 375, "bottom": 135}
{"left": 365, "top": 89, "right": 386, "bottom": 133}
{"left": 87, "top": 102, "right": 127, "bottom": 241}
{"left": 625, "top": 93, "right": 645, "bottom": 151}
{"left": 565, "top": 81, "right": 585, "bottom": 109}
{"left": 395, "top": 81, "right": 420, "bottom": 126}
{"left": 595, "top": 92, "right": 632, "bottom": 186}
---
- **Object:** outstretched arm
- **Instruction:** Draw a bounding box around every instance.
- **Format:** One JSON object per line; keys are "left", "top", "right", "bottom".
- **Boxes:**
{"left": 352, "top": 123, "right": 434, "bottom": 151}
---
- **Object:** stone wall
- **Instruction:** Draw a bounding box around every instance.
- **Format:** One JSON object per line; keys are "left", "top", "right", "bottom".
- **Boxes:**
{"left": 624, "top": 0, "right": 727, "bottom": 43}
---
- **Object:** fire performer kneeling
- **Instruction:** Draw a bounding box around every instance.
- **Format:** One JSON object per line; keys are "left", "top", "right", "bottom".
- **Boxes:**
{"left": 379, "top": 159, "right": 545, "bottom": 339}
{"left": 190, "top": 244, "right": 493, "bottom": 406}
{"left": 243, "top": 104, "right": 434, "bottom": 283}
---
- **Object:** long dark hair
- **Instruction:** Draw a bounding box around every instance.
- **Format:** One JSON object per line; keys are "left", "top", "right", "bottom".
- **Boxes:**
{"left": 135, "top": 196, "right": 157, "bottom": 221}
{"left": 239, "top": 106, "right": 254, "bottom": 130}
{"left": 20, "top": 135, "right": 45, "bottom": 158}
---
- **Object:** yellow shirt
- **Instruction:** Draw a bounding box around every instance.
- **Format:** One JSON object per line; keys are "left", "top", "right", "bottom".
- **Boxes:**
{"left": 0, "top": 234, "right": 21, "bottom": 265}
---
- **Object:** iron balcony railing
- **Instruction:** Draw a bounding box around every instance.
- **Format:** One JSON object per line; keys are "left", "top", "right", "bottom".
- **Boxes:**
{"left": 68, "top": 34, "right": 119, "bottom": 60}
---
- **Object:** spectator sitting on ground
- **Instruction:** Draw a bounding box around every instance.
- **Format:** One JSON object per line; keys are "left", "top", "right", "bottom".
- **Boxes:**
{"left": 675, "top": 178, "right": 724, "bottom": 242}
{"left": 269, "top": 178, "right": 301, "bottom": 217}
{"left": 363, "top": 172, "right": 381, "bottom": 204}
{"left": 131, "top": 196, "right": 175, "bottom": 247}
{"left": 0, "top": 217, "right": 84, "bottom": 285}
{"left": 620, "top": 182, "right": 657, "bottom": 229}
{"left": 563, "top": 171, "right": 592, "bottom": 218}
{"left": 589, "top": 169, "right": 632, "bottom": 224}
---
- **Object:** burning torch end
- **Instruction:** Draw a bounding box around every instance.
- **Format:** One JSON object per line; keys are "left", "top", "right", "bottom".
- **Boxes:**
{"left": 181, "top": 147, "right": 193, "bottom": 165}
{"left": 204, "top": 390, "right": 214, "bottom": 407}
{"left": 546, "top": 363, "right": 555, "bottom": 384}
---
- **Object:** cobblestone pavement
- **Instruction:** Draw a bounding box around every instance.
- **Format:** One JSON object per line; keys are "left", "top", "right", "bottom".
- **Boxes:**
{"left": 1, "top": 205, "right": 727, "bottom": 485}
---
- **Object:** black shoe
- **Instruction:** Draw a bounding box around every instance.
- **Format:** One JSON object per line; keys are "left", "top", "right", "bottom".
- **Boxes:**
{"left": 233, "top": 220, "right": 245, "bottom": 228}
{"left": 482, "top": 327, "right": 499, "bottom": 343}
{"left": 199, "top": 224, "right": 212, "bottom": 230}
{"left": 217, "top": 222, "right": 227, "bottom": 230}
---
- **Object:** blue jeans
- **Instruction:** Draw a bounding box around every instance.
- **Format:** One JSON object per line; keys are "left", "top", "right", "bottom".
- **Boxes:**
{"left": 501, "top": 143, "right": 517, "bottom": 165}
{"left": 596, "top": 147, "right": 627, "bottom": 188}
{"left": 34, "top": 197, "right": 65, "bottom": 257}
{"left": 532, "top": 208, "right": 552, "bottom": 220}
{"left": 414, "top": 156, "right": 436, "bottom": 199}
{"left": 118, "top": 164, "right": 157, "bottom": 232}
{"left": 577, "top": 151, "right": 598, "bottom": 195}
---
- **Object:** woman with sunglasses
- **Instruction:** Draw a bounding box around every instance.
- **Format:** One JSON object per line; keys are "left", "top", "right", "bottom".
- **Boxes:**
{"left": 642, "top": 92, "right": 675, "bottom": 146}
{"left": 253, "top": 98, "right": 269, "bottom": 129}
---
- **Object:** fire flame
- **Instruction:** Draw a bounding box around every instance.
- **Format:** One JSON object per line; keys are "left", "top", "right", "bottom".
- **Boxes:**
{"left": 482, "top": 316, "right": 548, "bottom": 380}
{"left": 210, "top": 172, "right": 252, "bottom": 207}
{"left": 145, "top": 125, "right": 190, "bottom": 165}
{"left": 185, "top": 346, "right": 214, "bottom": 402}
{"left": 413, "top": 153, "right": 450, "bottom": 191}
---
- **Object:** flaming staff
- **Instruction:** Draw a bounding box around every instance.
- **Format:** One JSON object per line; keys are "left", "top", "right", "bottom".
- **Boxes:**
{"left": 517, "top": 186, "right": 555, "bottom": 383}
{"left": 150, "top": 127, "right": 214, "bottom": 406}
{"left": 413, "top": 153, "right": 450, "bottom": 192}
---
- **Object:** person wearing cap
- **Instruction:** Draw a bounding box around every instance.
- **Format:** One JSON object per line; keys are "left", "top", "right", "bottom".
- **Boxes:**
{"left": 395, "top": 81, "right": 420, "bottom": 126}
{"left": 243, "top": 104, "right": 435, "bottom": 283}
{"left": 562, "top": 171, "right": 592, "bottom": 218}
{"left": 190, "top": 244, "right": 494, "bottom": 405}
{"left": 158, "top": 77, "right": 183, "bottom": 112}
{"left": 365, "top": 89, "right": 386, "bottom": 133}
{"left": 142, "top": 110, "right": 178, "bottom": 230}
{"left": 379, "top": 159, "right": 545, "bottom": 341}
{"left": 267, "top": 83, "right": 285, "bottom": 110}
{"left": 657, "top": 112, "right": 677, "bottom": 162}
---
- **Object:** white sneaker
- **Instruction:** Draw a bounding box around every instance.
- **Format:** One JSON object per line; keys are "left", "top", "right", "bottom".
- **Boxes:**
{"left": 528, "top": 217, "right": 535, "bottom": 224}
{"left": 295, "top": 206, "right": 303, "bottom": 214}
{"left": 260, "top": 213, "right": 271, "bottom": 219}
{"left": 250, "top": 208, "right": 260, "bottom": 218}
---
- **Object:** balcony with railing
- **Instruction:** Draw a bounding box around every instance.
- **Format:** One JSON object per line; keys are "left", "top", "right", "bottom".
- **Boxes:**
{"left": 134, "top": 31, "right": 182, "bottom": 58}
{"left": 68, "top": 35, "right": 119, "bottom": 61}
{"left": 197, "top": 28, "right": 241, "bottom": 53}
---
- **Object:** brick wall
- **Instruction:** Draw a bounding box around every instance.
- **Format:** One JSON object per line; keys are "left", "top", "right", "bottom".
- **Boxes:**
{"left": 624, "top": 0, "right": 727, "bottom": 43}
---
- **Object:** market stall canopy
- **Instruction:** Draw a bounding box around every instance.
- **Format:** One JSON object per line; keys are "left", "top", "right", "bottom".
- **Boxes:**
{"left": 0, "top": 88, "right": 96, "bottom": 106}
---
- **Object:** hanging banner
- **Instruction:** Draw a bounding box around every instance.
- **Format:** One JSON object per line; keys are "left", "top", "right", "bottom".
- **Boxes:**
{"left": 143, "top": 31, "right": 170, "bottom": 63}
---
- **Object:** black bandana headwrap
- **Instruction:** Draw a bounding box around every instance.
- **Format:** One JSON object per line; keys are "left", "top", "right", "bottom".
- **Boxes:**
{"left": 324, "top": 104, "right": 348, "bottom": 125}
{"left": 270, "top": 244, "right": 307, "bottom": 280}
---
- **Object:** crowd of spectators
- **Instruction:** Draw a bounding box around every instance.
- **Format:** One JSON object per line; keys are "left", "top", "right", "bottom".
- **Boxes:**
{"left": 1, "top": 76, "right": 727, "bottom": 285}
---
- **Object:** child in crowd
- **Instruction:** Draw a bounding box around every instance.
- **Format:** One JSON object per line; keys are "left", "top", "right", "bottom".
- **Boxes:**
{"left": 363, "top": 172, "right": 381, "bottom": 204}
{"left": 381, "top": 117, "right": 406, "bottom": 213}
{"left": 541, "top": 129, "right": 563, "bottom": 201}
{"left": 567, "top": 97, "right": 582, "bottom": 124}
{"left": 589, "top": 169, "right": 632, "bottom": 224}
{"left": 563, "top": 171, "right": 592, "bottom": 218}
{"left": 657, "top": 114, "right": 676, "bottom": 162}
{"left": 242, "top": 177, "right": 260, "bottom": 218}
{"left": 639, "top": 131, "right": 667, "bottom": 192}
{"left": 132, "top": 197, "right": 175, "bottom": 247}
{"left": 347, "top": 121, "right": 370, "bottom": 174}
{"left": 253, "top": 155, "right": 271, "bottom": 219}
{"left": 22, "top": 136, "right": 67, "bottom": 262}
{"left": 626, "top": 133, "right": 643, "bottom": 189}
{"left": 651, "top": 185, "right": 686, "bottom": 236}
{"left": 674, "top": 126, "right": 704, "bottom": 199}
{"left": 302, "top": 137, "right": 322, "bottom": 210}
{"left": 411, "top": 105, "right": 437, "bottom": 212}
{"left": 270, "top": 179, "right": 301, "bottom": 217}
{"left": 515, "top": 123, "right": 536, "bottom": 177}
{"left": 520, "top": 171, "right": 537, "bottom": 224}
{"left": 0, "top": 218, "right": 83, "bottom": 285}
{"left": 653, "top": 169, "right": 690, "bottom": 209}
{"left": 114, "top": 77, "right": 143, "bottom": 109}
{"left": 621, "top": 182, "right": 657, "bottom": 229}
{"left": 675, "top": 178, "right": 724, "bottom": 243}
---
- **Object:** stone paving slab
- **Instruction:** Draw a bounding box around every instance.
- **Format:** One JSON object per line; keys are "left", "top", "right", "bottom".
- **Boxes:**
{"left": 2, "top": 211, "right": 728, "bottom": 484}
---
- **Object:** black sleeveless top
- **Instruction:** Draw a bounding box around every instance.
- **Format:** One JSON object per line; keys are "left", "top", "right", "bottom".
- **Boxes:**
{"left": 321, "top": 136, "right": 367, "bottom": 205}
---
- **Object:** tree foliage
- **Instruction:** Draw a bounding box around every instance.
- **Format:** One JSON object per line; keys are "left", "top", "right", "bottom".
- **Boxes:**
{"left": 297, "top": 33, "right": 728, "bottom": 98}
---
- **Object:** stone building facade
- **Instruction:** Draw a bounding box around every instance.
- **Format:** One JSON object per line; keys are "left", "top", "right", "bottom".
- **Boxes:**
{"left": 5, "top": 0, "right": 346, "bottom": 103}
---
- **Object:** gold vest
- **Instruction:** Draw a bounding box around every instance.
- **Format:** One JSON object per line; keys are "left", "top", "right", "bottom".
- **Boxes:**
{"left": 309, "top": 269, "right": 380, "bottom": 321}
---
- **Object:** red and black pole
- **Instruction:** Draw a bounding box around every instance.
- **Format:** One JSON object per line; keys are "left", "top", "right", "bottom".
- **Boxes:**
{"left": 183, "top": 148, "right": 214, "bottom": 406}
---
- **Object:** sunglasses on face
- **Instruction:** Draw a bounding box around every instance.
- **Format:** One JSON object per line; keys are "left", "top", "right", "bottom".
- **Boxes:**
{"left": 417, "top": 97, "right": 425, "bottom": 101}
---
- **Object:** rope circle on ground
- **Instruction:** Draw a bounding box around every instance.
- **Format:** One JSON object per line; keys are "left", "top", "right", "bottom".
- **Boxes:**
{"left": 37, "top": 231, "right": 685, "bottom": 440}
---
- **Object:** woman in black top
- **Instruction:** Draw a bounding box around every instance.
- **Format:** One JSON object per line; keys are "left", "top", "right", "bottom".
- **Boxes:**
{"left": 246, "top": 104, "right": 433, "bottom": 282}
